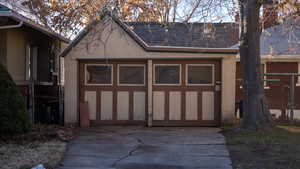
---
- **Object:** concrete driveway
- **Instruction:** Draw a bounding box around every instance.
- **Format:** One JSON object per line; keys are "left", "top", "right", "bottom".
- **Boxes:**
{"left": 58, "top": 126, "right": 232, "bottom": 169}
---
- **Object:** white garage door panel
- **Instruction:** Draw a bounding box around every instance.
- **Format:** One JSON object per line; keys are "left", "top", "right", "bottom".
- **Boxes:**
{"left": 84, "top": 91, "right": 97, "bottom": 120}
{"left": 186, "top": 91, "right": 198, "bottom": 120}
{"left": 202, "top": 91, "right": 214, "bottom": 120}
{"left": 133, "top": 92, "right": 146, "bottom": 120}
{"left": 117, "top": 91, "right": 129, "bottom": 120}
{"left": 101, "top": 91, "right": 113, "bottom": 120}
{"left": 153, "top": 91, "right": 165, "bottom": 120}
{"left": 169, "top": 91, "right": 181, "bottom": 120}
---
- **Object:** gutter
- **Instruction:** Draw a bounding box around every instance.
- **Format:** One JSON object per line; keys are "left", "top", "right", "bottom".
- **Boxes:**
{"left": 0, "top": 11, "right": 69, "bottom": 43}
{"left": 0, "top": 21, "right": 23, "bottom": 29}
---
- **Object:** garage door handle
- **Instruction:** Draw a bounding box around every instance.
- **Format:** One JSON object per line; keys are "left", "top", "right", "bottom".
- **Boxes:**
{"left": 215, "top": 81, "right": 221, "bottom": 91}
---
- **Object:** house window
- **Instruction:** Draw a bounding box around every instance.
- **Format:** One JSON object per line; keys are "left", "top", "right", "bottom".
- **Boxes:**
{"left": 154, "top": 64, "right": 181, "bottom": 85}
{"left": 187, "top": 64, "right": 214, "bottom": 85}
{"left": 25, "top": 45, "right": 38, "bottom": 81}
{"left": 85, "top": 64, "right": 112, "bottom": 85}
{"left": 118, "top": 65, "right": 145, "bottom": 85}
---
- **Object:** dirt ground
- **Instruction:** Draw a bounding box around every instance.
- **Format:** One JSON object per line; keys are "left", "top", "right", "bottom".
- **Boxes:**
{"left": 224, "top": 126, "right": 300, "bottom": 169}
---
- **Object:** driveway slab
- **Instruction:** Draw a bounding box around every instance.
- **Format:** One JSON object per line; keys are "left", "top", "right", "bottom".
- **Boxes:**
{"left": 57, "top": 126, "right": 232, "bottom": 169}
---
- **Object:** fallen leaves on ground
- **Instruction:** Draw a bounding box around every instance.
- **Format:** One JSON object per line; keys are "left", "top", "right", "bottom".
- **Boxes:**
{"left": 0, "top": 124, "right": 76, "bottom": 144}
{"left": 0, "top": 125, "right": 77, "bottom": 169}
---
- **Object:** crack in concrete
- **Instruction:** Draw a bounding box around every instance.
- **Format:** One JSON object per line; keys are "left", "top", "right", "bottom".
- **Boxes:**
{"left": 111, "top": 137, "right": 145, "bottom": 167}
{"left": 111, "top": 145, "right": 140, "bottom": 167}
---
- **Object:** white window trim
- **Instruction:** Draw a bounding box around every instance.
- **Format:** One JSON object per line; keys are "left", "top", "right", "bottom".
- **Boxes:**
{"left": 85, "top": 64, "right": 113, "bottom": 86}
{"left": 262, "top": 62, "right": 271, "bottom": 89}
{"left": 153, "top": 64, "right": 181, "bottom": 86}
{"left": 296, "top": 62, "right": 300, "bottom": 86}
{"left": 186, "top": 64, "right": 215, "bottom": 86}
{"left": 240, "top": 62, "right": 270, "bottom": 89}
{"left": 117, "top": 64, "right": 146, "bottom": 86}
{"left": 262, "top": 62, "right": 267, "bottom": 88}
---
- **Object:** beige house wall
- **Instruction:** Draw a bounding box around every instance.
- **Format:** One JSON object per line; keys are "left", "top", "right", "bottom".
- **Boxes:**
{"left": 222, "top": 55, "right": 236, "bottom": 123}
{"left": 6, "top": 29, "right": 27, "bottom": 84}
{"left": 5, "top": 29, "right": 66, "bottom": 85}
{"left": 64, "top": 18, "right": 237, "bottom": 124}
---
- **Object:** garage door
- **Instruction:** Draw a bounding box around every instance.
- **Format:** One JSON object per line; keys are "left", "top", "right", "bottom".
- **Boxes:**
{"left": 79, "top": 60, "right": 221, "bottom": 126}
{"left": 152, "top": 60, "right": 221, "bottom": 126}
{"left": 79, "top": 61, "right": 147, "bottom": 125}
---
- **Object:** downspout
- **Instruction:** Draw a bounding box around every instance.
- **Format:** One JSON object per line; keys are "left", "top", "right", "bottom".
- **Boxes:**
{"left": 0, "top": 21, "right": 23, "bottom": 29}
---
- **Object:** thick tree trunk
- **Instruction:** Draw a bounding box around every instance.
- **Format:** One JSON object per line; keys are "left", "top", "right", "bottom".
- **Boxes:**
{"left": 239, "top": 0, "right": 274, "bottom": 130}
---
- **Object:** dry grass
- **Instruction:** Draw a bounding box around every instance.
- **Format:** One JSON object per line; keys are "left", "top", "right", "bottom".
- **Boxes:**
{"left": 278, "top": 125, "right": 300, "bottom": 133}
{"left": 0, "top": 141, "right": 66, "bottom": 169}
{"left": 0, "top": 125, "right": 76, "bottom": 169}
{"left": 223, "top": 126, "right": 300, "bottom": 169}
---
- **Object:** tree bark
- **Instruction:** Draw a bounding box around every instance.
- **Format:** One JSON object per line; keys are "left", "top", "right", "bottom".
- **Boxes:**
{"left": 239, "top": 0, "right": 274, "bottom": 130}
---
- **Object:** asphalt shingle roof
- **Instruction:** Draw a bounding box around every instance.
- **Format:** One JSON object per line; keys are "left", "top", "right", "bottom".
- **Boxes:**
{"left": 126, "top": 22, "right": 239, "bottom": 48}
{"left": 261, "top": 17, "right": 300, "bottom": 55}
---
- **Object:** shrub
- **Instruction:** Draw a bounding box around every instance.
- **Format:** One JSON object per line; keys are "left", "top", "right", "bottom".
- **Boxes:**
{"left": 0, "top": 64, "right": 31, "bottom": 136}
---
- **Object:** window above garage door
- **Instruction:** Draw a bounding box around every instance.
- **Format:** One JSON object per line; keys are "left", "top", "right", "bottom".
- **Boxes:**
{"left": 186, "top": 64, "right": 214, "bottom": 85}
{"left": 85, "top": 64, "right": 113, "bottom": 85}
{"left": 154, "top": 64, "right": 181, "bottom": 85}
{"left": 118, "top": 64, "right": 145, "bottom": 86}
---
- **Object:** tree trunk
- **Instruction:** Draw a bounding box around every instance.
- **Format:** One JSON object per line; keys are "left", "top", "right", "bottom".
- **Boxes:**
{"left": 239, "top": 0, "right": 274, "bottom": 130}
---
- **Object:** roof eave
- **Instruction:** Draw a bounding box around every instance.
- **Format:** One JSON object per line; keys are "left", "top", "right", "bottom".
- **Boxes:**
{"left": 145, "top": 46, "right": 239, "bottom": 54}
{"left": 0, "top": 12, "right": 70, "bottom": 43}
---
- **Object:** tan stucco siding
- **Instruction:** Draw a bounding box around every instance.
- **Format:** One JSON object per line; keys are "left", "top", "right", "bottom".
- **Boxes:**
{"left": 221, "top": 55, "right": 236, "bottom": 123}
{"left": 69, "top": 18, "right": 144, "bottom": 60}
{"left": 64, "top": 56, "right": 78, "bottom": 124}
{"left": 6, "top": 29, "right": 27, "bottom": 84}
{"left": 63, "top": 18, "right": 237, "bottom": 125}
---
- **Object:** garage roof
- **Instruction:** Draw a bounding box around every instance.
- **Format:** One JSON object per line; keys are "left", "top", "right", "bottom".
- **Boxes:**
{"left": 60, "top": 14, "right": 239, "bottom": 57}
{"left": 127, "top": 22, "right": 239, "bottom": 48}
{"left": 260, "top": 17, "right": 300, "bottom": 56}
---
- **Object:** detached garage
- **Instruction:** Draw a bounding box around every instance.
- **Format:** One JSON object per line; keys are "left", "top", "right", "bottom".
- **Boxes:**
{"left": 61, "top": 14, "right": 238, "bottom": 126}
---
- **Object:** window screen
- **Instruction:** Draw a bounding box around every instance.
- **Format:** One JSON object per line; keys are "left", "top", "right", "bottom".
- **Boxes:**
{"left": 86, "top": 65, "right": 112, "bottom": 85}
{"left": 187, "top": 65, "right": 213, "bottom": 85}
{"left": 155, "top": 65, "right": 180, "bottom": 84}
{"left": 119, "top": 65, "right": 145, "bottom": 85}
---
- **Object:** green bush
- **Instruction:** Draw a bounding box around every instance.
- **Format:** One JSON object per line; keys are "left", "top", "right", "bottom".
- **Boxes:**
{"left": 0, "top": 64, "right": 31, "bottom": 136}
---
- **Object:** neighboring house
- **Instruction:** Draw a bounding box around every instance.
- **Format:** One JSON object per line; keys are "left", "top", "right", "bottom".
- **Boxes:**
{"left": 0, "top": 4, "right": 69, "bottom": 124}
{"left": 60, "top": 14, "right": 239, "bottom": 126}
{"left": 236, "top": 17, "right": 300, "bottom": 119}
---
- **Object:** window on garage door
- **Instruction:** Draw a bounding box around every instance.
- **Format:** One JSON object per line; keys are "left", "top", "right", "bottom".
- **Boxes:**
{"left": 118, "top": 64, "right": 145, "bottom": 86}
{"left": 187, "top": 64, "right": 214, "bottom": 85}
{"left": 154, "top": 64, "right": 181, "bottom": 85}
{"left": 85, "top": 64, "right": 112, "bottom": 85}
